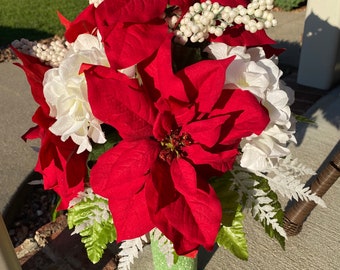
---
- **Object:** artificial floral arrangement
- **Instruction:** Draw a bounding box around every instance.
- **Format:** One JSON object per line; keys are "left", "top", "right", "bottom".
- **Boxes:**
{"left": 12, "top": 0, "right": 325, "bottom": 269}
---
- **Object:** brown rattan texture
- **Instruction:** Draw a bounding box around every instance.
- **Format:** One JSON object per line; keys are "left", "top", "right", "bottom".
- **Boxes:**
{"left": 283, "top": 149, "right": 340, "bottom": 236}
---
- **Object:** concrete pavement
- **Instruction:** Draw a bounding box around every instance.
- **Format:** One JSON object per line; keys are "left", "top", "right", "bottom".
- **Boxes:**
{"left": 0, "top": 62, "right": 40, "bottom": 216}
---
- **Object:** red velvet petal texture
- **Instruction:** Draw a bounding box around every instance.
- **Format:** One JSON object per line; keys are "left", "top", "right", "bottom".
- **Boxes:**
{"left": 138, "top": 34, "right": 190, "bottom": 103}
{"left": 100, "top": 22, "right": 168, "bottom": 69}
{"left": 211, "top": 89, "right": 270, "bottom": 145}
{"left": 180, "top": 57, "right": 235, "bottom": 113}
{"left": 185, "top": 143, "right": 238, "bottom": 172}
{"left": 95, "top": 0, "right": 168, "bottom": 69}
{"left": 97, "top": 0, "right": 168, "bottom": 24}
{"left": 182, "top": 114, "right": 231, "bottom": 148}
{"left": 90, "top": 139, "right": 160, "bottom": 240}
{"left": 12, "top": 48, "right": 51, "bottom": 115}
{"left": 64, "top": 5, "right": 97, "bottom": 42}
{"left": 146, "top": 158, "right": 221, "bottom": 255}
{"left": 85, "top": 66, "right": 156, "bottom": 140}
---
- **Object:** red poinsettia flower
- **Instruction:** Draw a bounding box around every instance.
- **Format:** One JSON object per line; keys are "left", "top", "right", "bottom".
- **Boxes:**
{"left": 13, "top": 49, "right": 87, "bottom": 209}
{"left": 85, "top": 35, "right": 269, "bottom": 255}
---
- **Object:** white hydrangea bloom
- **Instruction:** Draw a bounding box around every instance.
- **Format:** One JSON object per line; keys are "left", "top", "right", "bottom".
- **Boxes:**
{"left": 205, "top": 42, "right": 296, "bottom": 171}
{"left": 43, "top": 33, "right": 109, "bottom": 153}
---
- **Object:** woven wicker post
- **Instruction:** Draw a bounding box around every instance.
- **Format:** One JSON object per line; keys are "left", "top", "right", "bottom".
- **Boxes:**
{"left": 283, "top": 149, "right": 340, "bottom": 236}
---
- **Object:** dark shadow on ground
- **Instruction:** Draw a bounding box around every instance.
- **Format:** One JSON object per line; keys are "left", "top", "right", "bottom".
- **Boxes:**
{"left": 273, "top": 40, "right": 302, "bottom": 69}
{"left": 0, "top": 26, "right": 56, "bottom": 48}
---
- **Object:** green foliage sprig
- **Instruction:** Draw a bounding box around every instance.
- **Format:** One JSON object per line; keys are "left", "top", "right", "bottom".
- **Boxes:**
{"left": 216, "top": 206, "right": 248, "bottom": 260}
{"left": 67, "top": 189, "right": 116, "bottom": 264}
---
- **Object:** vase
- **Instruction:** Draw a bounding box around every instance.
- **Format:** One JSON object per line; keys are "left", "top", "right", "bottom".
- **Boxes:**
{"left": 150, "top": 238, "right": 197, "bottom": 270}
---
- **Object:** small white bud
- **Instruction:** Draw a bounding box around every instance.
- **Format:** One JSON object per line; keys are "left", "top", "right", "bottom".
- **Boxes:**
{"left": 254, "top": 9, "right": 263, "bottom": 17}
{"left": 256, "top": 21, "right": 264, "bottom": 30}
{"left": 264, "top": 20, "right": 272, "bottom": 28}
{"left": 214, "top": 27, "right": 223, "bottom": 37}
{"left": 234, "top": 15, "right": 243, "bottom": 24}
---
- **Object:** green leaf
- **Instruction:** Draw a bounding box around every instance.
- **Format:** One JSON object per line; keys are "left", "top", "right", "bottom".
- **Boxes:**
{"left": 171, "top": 39, "right": 209, "bottom": 72}
{"left": 210, "top": 175, "right": 239, "bottom": 226}
{"left": 294, "top": 114, "right": 316, "bottom": 124}
{"left": 68, "top": 193, "right": 116, "bottom": 264}
{"left": 251, "top": 174, "right": 286, "bottom": 250}
{"left": 216, "top": 206, "right": 248, "bottom": 260}
{"left": 50, "top": 196, "right": 61, "bottom": 222}
{"left": 79, "top": 219, "right": 116, "bottom": 264}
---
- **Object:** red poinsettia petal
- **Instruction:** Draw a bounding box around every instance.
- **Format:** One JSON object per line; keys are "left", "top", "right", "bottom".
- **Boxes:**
{"left": 57, "top": 11, "right": 71, "bottom": 30}
{"left": 30, "top": 106, "right": 54, "bottom": 130}
{"left": 138, "top": 34, "right": 191, "bottom": 102}
{"left": 147, "top": 158, "right": 221, "bottom": 255}
{"left": 22, "top": 125, "right": 41, "bottom": 142}
{"left": 178, "top": 56, "right": 235, "bottom": 113}
{"left": 153, "top": 110, "right": 177, "bottom": 141}
{"left": 54, "top": 180, "right": 84, "bottom": 210}
{"left": 90, "top": 139, "right": 160, "bottom": 241}
{"left": 185, "top": 143, "right": 238, "bottom": 172}
{"left": 12, "top": 48, "right": 51, "bottom": 115}
{"left": 39, "top": 159, "right": 84, "bottom": 210}
{"left": 31, "top": 129, "right": 86, "bottom": 210}
{"left": 212, "top": 24, "right": 276, "bottom": 47}
{"left": 100, "top": 22, "right": 168, "bottom": 69}
{"left": 63, "top": 5, "right": 97, "bottom": 42}
{"left": 153, "top": 98, "right": 196, "bottom": 140}
{"left": 85, "top": 66, "right": 156, "bottom": 140}
{"left": 63, "top": 145, "right": 88, "bottom": 188}
{"left": 182, "top": 113, "right": 231, "bottom": 148}
{"left": 97, "top": 0, "right": 168, "bottom": 24}
{"left": 262, "top": 44, "right": 286, "bottom": 58}
{"left": 212, "top": 89, "right": 270, "bottom": 144}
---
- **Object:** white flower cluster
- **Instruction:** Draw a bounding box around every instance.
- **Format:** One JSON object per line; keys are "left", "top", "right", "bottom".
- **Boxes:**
{"left": 32, "top": 39, "right": 71, "bottom": 67}
{"left": 11, "top": 37, "right": 70, "bottom": 68}
{"left": 174, "top": 0, "right": 277, "bottom": 44}
{"left": 43, "top": 33, "right": 109, "bottom": 153}
{"left": 205, "top": 42, "right": 296, "bottom": 172}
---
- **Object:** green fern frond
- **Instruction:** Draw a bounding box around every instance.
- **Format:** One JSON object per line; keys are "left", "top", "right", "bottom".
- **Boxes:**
{"left": 250, "top": 174, "right": 286, "bottom": 249}
{"left": 68, "top": 188, "right": 116, "bottom": 264}
{"left": 118, "top": 235, "right": 148, "bottom": 270}
{"left": 151, "top": 229, "right": 176, "bottom": 267}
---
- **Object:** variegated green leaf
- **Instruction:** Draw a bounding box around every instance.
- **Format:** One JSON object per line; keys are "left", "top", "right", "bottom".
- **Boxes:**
{"left": 216, "top": 207, "right": 248, "bottom": 260}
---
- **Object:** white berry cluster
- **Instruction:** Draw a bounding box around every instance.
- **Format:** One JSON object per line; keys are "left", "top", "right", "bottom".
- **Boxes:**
{"left": 32, "top": 38, "right": 71, "bottom": 67}
{"left": 173, "top": 0, "right": 277, "bottom": 44}
{"left": 12, "top": 37, "right": 70, "bottom": 67}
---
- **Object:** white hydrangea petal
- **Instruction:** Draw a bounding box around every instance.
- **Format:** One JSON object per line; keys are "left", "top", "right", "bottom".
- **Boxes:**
{"left": 240, "top": 143, "right": 268, "bottom": 171}
{"left": 43, "top": 33, "right": 109, "bottom": 153}
{"left": 204, "top": 42, "right": 230, "bottom": 59}
{"left": 246, "top": 46, "right": 266, "bottom": 61}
